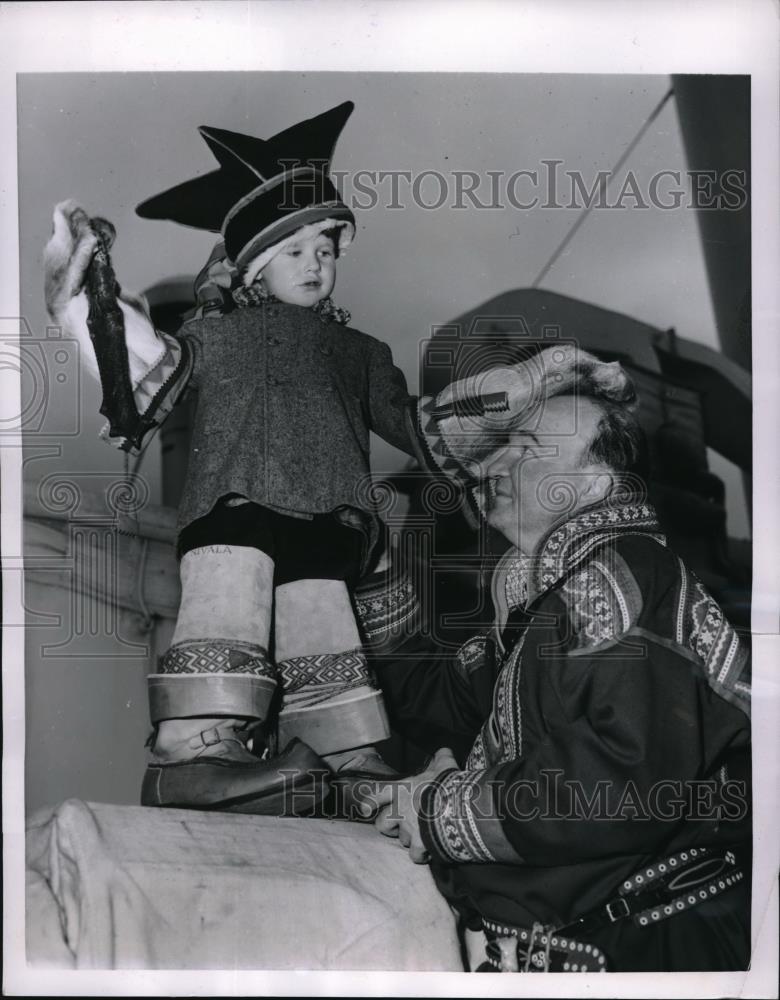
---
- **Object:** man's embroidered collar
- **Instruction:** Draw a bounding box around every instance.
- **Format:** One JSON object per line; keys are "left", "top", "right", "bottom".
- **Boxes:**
{"left": 531, "top": 493, "right": 663, "bottom": 597}
{"left": 494, "top": 494, "right": 663, "bottom": 617}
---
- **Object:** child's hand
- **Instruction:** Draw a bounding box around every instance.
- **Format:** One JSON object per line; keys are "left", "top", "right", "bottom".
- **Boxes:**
{"left": 436, "top": 346, "right": 631, "bottom": 416}
{"left": 431, "top": 365, "right": 534, "bottom": 465}
{"left": 43, "top": 200, "right": 161, "bottom": 383}
{"left": 432, "top": 347, "right": 634, "bottom": 464}
{"left": 44, "top": 200, "right": 100, "bottom": 319}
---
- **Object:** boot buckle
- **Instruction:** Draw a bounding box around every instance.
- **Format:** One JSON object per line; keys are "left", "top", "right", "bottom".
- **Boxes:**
{"left": 189, "top": 725, "right": 223, "bottom": 750}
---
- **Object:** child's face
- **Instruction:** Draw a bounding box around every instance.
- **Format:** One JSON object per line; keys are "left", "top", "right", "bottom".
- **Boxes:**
{"left": 258, "top": 231, "right": 337, "bottom": 307}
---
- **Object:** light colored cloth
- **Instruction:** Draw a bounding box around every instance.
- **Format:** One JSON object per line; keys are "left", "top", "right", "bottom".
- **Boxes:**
{"left": 26, "top": 799, "right": 462, "bottom": 971}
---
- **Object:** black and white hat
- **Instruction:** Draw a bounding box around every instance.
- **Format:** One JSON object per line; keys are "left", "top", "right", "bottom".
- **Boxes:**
{"left": 136, "top": 101, "right": 356, "bottom": 275}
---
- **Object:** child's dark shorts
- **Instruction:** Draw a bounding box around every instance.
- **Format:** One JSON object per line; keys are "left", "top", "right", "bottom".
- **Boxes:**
{"left": 177, "top": 495, "right": 364, "bottom": 587}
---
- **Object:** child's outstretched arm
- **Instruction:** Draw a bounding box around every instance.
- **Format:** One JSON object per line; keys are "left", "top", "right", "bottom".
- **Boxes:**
{"left": 44, "top": 200, "right": 193, "bottom": 454}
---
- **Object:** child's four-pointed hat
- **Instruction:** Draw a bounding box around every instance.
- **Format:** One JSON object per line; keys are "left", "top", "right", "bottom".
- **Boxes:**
{"left": 136, "top": 101, "right": 356, "bottom": 275}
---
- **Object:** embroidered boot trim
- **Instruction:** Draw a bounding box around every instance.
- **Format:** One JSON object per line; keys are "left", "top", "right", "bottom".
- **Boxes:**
{"left": 149, "top": 639, "right": 277, "bottom": 723}
{"left": 278, "top": 647, "right": 372, "bottom": 706}
{"left": 276, "top": 648, "right": 389, "bottom": 754}
{"left": 158, "top": 639, "right": 275, "bottom": 678}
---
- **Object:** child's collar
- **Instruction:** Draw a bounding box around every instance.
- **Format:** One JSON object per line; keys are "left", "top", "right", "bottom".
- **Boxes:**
{"left": 231, "top": 283, "right": 351, "bottom": 326}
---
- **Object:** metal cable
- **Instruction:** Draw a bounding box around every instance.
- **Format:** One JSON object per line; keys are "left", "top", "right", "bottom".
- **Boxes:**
{"left": 531, "top": 86, "right": 675, "bottom": 289}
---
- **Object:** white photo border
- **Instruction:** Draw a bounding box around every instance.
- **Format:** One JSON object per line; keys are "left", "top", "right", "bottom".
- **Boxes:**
{"left": 2, "top": 1, "right": 778, "bottom": 997}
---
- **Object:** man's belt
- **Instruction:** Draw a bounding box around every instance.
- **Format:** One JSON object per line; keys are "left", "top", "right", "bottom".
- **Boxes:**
{"left": 481, "top": 846, "right": 745, "bottom": 972}
{"left": 482, "top": 919, "right": 608, "bottom": 972}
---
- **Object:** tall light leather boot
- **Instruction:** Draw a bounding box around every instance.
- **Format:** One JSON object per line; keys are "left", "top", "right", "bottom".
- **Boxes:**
{"left": 142, "top": 546, "right": 329, "bottom": 814}
{"left": 274, "top": 578, "right": 395, "bottom": 778}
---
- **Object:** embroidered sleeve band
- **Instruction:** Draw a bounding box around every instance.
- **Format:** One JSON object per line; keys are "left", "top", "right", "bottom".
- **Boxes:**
{"left": 419, "top": 766, "right": 525, "bottom": 865}
{"left": 410, "top": 396, "right": 469, "bottom": 478}
{"left": 353, "top": 570, "right": 421, "bottom": 652}
{"left": 405, "top": 397, "right": 484, "bottom": 528}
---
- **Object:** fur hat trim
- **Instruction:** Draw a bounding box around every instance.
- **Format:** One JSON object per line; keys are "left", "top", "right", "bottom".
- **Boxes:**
{"left": 241, "top": 217, "right": 354, "bottom": 285}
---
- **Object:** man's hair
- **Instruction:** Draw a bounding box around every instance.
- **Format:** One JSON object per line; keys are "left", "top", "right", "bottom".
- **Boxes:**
{"left": 584, "top": 397, "right": 650, "bottom": 485}
{"left": 542, "top": 359, "right": 649, "bottom": 486}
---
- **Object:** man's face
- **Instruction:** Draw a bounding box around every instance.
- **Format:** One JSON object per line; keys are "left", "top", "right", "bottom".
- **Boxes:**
{"left": 259, "top": 231, "right": 337, "bottom": 307}
{"left": 483, "top": 396, "right": 610, "bottom": 552}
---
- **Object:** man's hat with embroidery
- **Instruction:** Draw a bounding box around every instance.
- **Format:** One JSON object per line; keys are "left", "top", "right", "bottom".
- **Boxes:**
{"left": 136, "top": 101, "right": 356, "bottom": 275}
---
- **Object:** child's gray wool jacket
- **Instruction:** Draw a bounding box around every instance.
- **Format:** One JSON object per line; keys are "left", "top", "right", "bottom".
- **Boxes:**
{"left": 173, "top": 301, "right": 417, "bottom": 536}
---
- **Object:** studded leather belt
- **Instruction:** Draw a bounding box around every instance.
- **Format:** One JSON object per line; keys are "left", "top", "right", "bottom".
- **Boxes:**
{"left": 481, "top": 846, "right": 745, "bottom": 972}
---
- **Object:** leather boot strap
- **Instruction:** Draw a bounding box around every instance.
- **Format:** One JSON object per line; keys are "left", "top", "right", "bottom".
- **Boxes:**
{"left": 187, "top": 721, "right": 251, "bottom": 752}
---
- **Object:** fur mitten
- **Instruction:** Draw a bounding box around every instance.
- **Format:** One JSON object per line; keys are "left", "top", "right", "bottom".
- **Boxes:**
{"left": 430, "top": 345, "right": 636, "bottom": 467}
{"left": 44, "top": 200, "right": 165, "bottom": 385}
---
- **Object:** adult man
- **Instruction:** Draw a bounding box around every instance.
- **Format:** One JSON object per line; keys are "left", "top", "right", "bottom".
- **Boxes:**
{"left": 355, "top": 371, "right": 751, "bottom": 973}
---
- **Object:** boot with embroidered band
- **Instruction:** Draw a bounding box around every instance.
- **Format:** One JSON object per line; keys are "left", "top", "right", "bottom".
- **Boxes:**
{"left": 276, "top": 647, "right": 395, "bottom": 766}
{"left": 142, "top": 639, "right": 329, "bottom": 814}
{"left": 141, "top": 547, "right": 330, "bottom": 814}
{"left": 274, "top": 578, "right": 398, "bottom": 819}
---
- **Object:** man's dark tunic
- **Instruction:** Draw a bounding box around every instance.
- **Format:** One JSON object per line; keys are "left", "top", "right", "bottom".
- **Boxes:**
{"left": 355, "top": 496, "right": 751, "bottom": 971}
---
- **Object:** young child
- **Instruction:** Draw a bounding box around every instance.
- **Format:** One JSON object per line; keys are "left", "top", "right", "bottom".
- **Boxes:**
{"left": 45, "top": 103, "right": 418, "bottom": 813}
{"left": 44, "top": 100, "right": 605, "bottom": 815}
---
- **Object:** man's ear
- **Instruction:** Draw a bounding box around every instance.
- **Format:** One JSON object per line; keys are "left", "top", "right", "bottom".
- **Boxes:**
{"left": 580, "top": 470, "right": 614, "bottom": 504}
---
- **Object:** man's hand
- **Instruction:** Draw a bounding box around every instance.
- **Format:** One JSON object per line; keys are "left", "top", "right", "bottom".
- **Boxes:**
{"left": 357, "top": 748, "right": 459, "bottom": 864}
